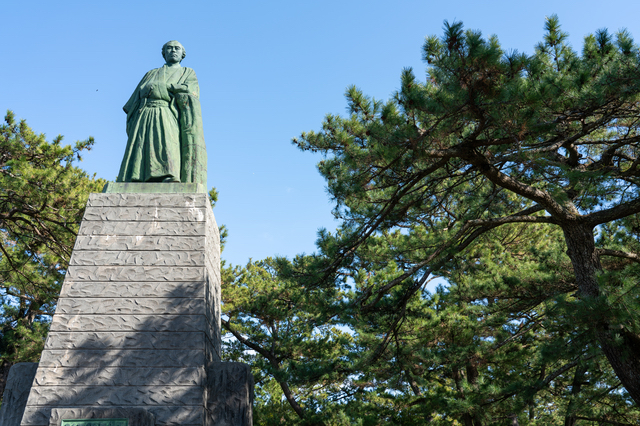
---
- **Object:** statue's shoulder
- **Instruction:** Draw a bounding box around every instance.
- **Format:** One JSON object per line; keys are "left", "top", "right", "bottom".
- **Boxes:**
{"left": 181, "top": 67, "right": 198, "bottom": 83}
{"left": 137, "top": 67, "right": 161, "bottom": 82}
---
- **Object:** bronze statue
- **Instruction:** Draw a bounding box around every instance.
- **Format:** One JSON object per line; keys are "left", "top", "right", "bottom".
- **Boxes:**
{"left": 116, "top": 41, "right": 207, "bottom": 186}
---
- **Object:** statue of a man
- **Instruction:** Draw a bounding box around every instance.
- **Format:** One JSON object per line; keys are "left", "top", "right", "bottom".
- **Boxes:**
{"left": 116, "top": 40, "right": 207, "bottom": 186}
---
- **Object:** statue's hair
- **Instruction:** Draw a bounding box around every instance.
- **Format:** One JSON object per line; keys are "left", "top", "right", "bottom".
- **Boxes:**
{"left": 162, "top": 41, "right": 186, "bottom": 62}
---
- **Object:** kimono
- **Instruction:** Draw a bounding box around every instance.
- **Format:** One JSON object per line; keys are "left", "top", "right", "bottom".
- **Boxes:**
{"left": 116, "top": 65, "right": 207, "bottom": 186}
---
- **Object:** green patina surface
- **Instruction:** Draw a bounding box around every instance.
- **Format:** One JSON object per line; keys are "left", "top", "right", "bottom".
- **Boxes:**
{"left": 61, "top": 419, "right": 127, "bottom": 426}
{"left": 102, "top": 181, "right": 206, "bottom": 194}
{"left": 116, "top": 41, "right": 207, "bottom": 188}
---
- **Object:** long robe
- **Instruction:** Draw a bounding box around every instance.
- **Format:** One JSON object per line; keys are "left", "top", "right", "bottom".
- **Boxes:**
{"left": 116, "top": 65, "right": 207, "bottom": 186}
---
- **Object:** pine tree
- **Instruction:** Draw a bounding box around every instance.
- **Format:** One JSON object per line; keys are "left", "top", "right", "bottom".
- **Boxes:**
{"left": 0, "top": 111, "right": 104, "bottom": 399}
{"left": 222, "top": 258, "right": 359, "bottom": 425}
{"left": 290, "top": 16, "right": 640, "bottom": 417}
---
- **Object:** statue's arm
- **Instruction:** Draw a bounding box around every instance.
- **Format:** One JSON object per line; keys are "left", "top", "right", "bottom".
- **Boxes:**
{"left": 123, "top": 70, "right": 155, "bottom": 114}
{"left": 174, "top": 67, "right": 206, "bottom": 186}
{"left": 168, "top": 82, "right": 190, "bottom": 94}
{"left": 171, "top": 68, "right": 200, "bottom": 98}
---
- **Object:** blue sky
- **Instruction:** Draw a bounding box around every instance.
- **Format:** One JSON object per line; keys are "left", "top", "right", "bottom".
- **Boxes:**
{"left": 3, "top": 0, "right": 640, "bottom": 267}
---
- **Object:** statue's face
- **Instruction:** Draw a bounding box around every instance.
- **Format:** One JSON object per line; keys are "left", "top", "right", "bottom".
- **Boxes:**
{"left": 164, "top": 42, "right": 184, "bottom": 64}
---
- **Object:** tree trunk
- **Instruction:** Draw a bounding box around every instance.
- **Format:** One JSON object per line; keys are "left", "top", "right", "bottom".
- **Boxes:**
{"left": 276, "top": 376, "right": 305, "bottom": 419}
{"left": 562, "top": 223, "right": 640, "bottom": 405}
{"left": 564, "top": 360, "right": 587, "bottom": 426}
{"left": 466, "top": 363, "right": 483, "bottom": 426}
{"left": 452, "top": 369, "right": 473, "bottom": 426}
{"left": 453, "top": 366, "right": 483, "bottom": 426}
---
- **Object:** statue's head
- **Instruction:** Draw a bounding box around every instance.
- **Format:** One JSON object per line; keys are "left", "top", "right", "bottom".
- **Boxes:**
{"left": 162, "top": 40, "right": 186, "bottom": 63}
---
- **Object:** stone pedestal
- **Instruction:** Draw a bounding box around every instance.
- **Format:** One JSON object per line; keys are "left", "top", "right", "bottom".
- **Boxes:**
{"left": 20, "top": 192, "right": 237, "bottom": 426}
{"left": 208, "top": 363, "right": 253, "bottom": 426}
{"left": 0, "top": 363, "right": 38, "bottom": 426}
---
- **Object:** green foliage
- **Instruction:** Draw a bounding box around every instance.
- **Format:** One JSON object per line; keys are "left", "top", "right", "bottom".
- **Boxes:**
{"left": 0, "top": 111, "right": 104, "bottom": 367}
{"left": 225, "top": 17, "right": 640, "bottom": 424}
{"left": 222, "top": 258, "right": 359, "bottom": 425}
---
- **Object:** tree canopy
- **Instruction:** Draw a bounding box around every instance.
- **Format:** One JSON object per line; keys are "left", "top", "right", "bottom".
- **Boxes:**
{"left": 223, "top": 16, "right": 640, "bottom": 425}
{"left": 0, "top": 111, "right": 104, "bottom": 397}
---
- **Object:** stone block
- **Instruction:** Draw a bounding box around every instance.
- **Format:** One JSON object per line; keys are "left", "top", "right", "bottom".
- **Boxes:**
{"left": 146, "top": 405, "right": 207, "bottom": 425}
{"left": 88, "top": 192, "right": 208, "bottom": 207}
{"left": 23, "top": 406, "right": 205, "bottom": 426}
{"left": 65, "top": 265, "right": 205, "bottom": 282}
{"left": 38, "top": 350, "right": 205, "bottom": 368}
{"left": 25, "top": 385, "right": 203, "bottom": 406}
{"left": 60, "top": 281, "right": 204, "bottom": 298}
{"left": 50, "top": 314, "right": 207, "bottom": 332}
{"left": 83, "top": 207, "right": 207, "bottom": 222}
{"left": 55, "top": 298, "right": 205, "bottom": 315}
{"left": 0, "top": 363, "right": 38, "bottom": 426}
{"left": 79, "top": 221, "right": 206, "bottom": 236}
{"left": 49, "top": 407, "right": 154, "bottom": 426}
{"left": 17, "top": 407, "right": 48, "bottom": 426}
{"left": 33, "top": 367, "right": 204, "bottom": 387}
{"left": 44, "top": 331, "right": 205, "bottom": 350}
{"left": 100, "top": 181, "right": 207, "bottom": 195}
{"left": 20, "top": 192, "right": 235, "bottom": 426}
{"left": 207, "top": 363, "right": 254, "bottom": 426}
{"left": 73, "top": 236, "right": 205, "bottom": 251}
{"left": 69, "top": 250, "right": 205, "bottom": 266}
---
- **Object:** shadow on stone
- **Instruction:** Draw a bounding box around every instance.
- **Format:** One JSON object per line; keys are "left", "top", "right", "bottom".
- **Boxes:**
{"left": 208, "top": 363, "right": 254, "bottom": 426}
{"left": 50, "top": 407, "right": 154, "bottom": 426}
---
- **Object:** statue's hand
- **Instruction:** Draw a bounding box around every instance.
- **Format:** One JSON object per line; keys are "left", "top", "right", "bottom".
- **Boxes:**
{"left": 168, "top": 83, "right": 189, "bottom": 94}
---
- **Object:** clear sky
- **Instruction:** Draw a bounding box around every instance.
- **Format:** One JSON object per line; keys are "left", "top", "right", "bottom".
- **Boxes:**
{"left": 3, "top": 0, "right": 640, "bottom": 267}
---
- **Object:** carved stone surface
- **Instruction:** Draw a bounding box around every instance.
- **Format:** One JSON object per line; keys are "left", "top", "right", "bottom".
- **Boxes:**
{"left": 26, "top": 386, "right": 202, "bottom": 407}
{"left": 60, "top": 281, "right": 204, "bottom": 298}
{"left": 44, "top": 331, "right": 206, "bottom": 350}
{"left": 55, "top": 298, "right": 205, "bottom": 315}
{"left": 70, "top": 250, "right": 205, "bottom": 266}
{"left": 83, "top": 206, "right": 207, "bottom": 222}
{"left": 20, "top": 193, "right": 250, "bottom": 426}
{"left": 0, "top": 363, "right": 38, "bottom": 426}
{"left": 79, "top": 220, "right": 205, "bottom": 236}
{"left": 39, "top": 349, "right": 206, "bottom": 368}
{"left": 34, "top": 367, "right": 203, "bottom": 386}
{"left": 208, "top": 363, "right": 254, "bottom": 426}
{"left": 86, "top": 193, "right": 208, "bottom": 207}
{"left": 24, "top": 406, "right": 205, "bottom": 426}
{"left": 49, "top": 407, "right": 155, "bottom": 426}
{"left": 65, "top": 265, "right": 205, "bottom": 282}
{"left": 50, "top": 314, "right": 207, "bottom": 332}
{"left": 74, "top": 235, "right": 205, "bottom": 251}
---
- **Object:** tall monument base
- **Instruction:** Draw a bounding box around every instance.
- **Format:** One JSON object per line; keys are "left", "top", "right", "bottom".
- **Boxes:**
{"left": 19, "top": 191, "right": 252, "bottom": 426}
